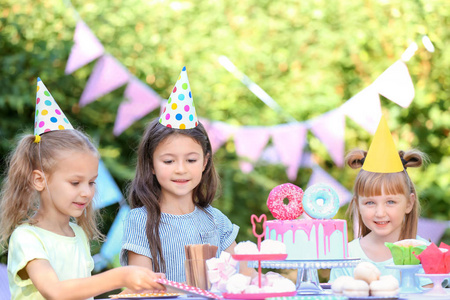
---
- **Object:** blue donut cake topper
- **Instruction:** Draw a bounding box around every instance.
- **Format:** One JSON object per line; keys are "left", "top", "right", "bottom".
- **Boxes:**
{"left": 303, "top": 183, "right": 340, "bottom": 219}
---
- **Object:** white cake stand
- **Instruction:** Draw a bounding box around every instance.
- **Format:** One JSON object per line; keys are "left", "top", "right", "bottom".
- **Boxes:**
{"left": 416, "top": 273, "right": 450, "bottom": 296}
{"left": 249, "top": 258, "right": 361, "bottom": 294}
{"left": 385, "top": 264, "right": 424, "bottom": 294}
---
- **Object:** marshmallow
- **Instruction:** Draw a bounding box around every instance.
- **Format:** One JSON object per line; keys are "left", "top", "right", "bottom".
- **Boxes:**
{"left": 206, "top": 251, "right": 239, "bottom": 293}
{"left": 331, "top": 276, "right": 354, "bottom": 294}
{"left": 370, "top": 276, "right": 399, "bottom": 297}
{"left": 226, "top": 274, "right": 251, "bottom": 294}
{"left": 260, "top": 240, "right": 287, "bottom": 254}
{"left": 342, "top": 279, "right": 370, "bottom": 297}
{"left": 234, "top": 241, "right": 259, "bottom": 254}
{"left": 353, "top": 261, "right": 381, "bottom": 284}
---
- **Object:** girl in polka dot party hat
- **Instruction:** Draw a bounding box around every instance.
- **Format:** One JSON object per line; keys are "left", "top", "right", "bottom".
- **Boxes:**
{"left": 120, "top": 67, "right": 255, "bottom": 284}
{"left": 0, "top": 78, "right": 165, "bottom": 300}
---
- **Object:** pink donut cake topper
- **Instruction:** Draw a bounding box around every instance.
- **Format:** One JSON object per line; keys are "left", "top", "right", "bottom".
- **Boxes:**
{"left": 267, "top": 183, "right": 304, "bottom": 220}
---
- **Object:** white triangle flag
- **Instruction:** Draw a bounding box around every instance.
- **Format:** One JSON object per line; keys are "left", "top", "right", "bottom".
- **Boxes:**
{"left": 342, "top": 85, "right": 382, "bottom": 134}
{"left": 373, "top": 60, "right": 415, "bottom": 108}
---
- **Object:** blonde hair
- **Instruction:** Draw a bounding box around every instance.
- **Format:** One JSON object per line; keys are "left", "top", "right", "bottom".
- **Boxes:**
{"left": 346, "top": 149, "right": 427, "bottom": 240}
{"left": 0, "top": 130, "right": 104, "bottom": 249}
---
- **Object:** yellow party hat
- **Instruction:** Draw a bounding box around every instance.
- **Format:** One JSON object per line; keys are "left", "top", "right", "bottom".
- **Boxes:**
{"left": 362, "top": 115, "right": 403, "bottom": 173}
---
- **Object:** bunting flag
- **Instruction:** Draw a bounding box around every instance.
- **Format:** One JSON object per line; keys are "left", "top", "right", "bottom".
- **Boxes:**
{"left": 300, "top": 152, "right": 315, "bottom": 169}
{"left": 418, "top": 218, "right": 449, "bottom": 244}
{"left": 113, "top": 78, "right": 161, "bottom": 136}
{"left": 100, "top": 205, "right": 130, "bottom": 263}
{"left": 373, "top": 60, "right": 415, "bottom": 108}
{"left": 79, "top": 54, "right": 130, "bottom": 107}
{"left": 93, "top": 204, "right": 131, "bottom": 271}
{"left": 272, "top": 123, "right": 307, "bottom": 181}
{"left": 310, "top": 110, "right": 346, "bottom": 167}
{"left": 307, "top": 166, "right": 353, "bottom": 206}
{"left": 342, "top": 85, "right": 382, "bottom": 135}
{"left": 234, "top": 127, "right": 270, "bottom": 173}
{"left": 260, "top": 146, "right": 281, "bottom": 164}
{"left": 65, "top": 20, "right": 105, "bottom": 75}
{"left": 200, "top": 120, "right": 236, "bottom": 153}
{"left": 94, "top": 160, "right": 123, "bottom": 210}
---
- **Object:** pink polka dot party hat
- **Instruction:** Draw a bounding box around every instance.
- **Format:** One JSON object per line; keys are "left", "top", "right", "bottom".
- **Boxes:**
{"left": 34, "top": 77, "right": 73, "bottom": 136}
{"left": 159, "top": 66, "right": 198, "bottom": 129}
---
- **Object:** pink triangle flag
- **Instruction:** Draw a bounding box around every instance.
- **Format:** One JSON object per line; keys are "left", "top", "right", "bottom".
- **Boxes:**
{"left": 113, "top": 78, "right": 161, "bottom": 136}
{"left": 65, "top": 20, "right": 105, "bottom": 75}
{"left": 373, "top": 60, "right": 415, "bottom": 108}
{"left": 234, "top": 127, "right": 270, "bottom": 173}
{"left": 307, "top": 166, "right": 353, "bottom": 206}
{"left": 272, "top": 123, "right": 307, "bottom": 181}
{"left": 310, "top": 110, "right": 345, "bottom": 167}
{"left": 200, "top": 119, "right": 236, "bottom": 153}
{"left": 342, "top": 85, "right": 382, "bottom": 134}
{"left": 79, "top": 54, "right": 130, "bottom": 107}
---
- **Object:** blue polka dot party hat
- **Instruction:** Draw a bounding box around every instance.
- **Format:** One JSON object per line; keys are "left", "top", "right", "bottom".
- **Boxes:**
{"left": 159, "top": 66, "right": 198, "bottom": 129}
{"left": 34, "top": 78, "right": 73, "bottom": 136}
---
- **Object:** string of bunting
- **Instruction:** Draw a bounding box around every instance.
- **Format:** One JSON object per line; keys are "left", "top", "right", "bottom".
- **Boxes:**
{"left": 65, "top": 16, "right": 428, "bottom": 180}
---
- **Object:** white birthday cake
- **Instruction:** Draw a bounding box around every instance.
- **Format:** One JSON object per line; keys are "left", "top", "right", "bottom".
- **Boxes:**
{"left": 264, "top": 183, "right": 349, "bottom": 260}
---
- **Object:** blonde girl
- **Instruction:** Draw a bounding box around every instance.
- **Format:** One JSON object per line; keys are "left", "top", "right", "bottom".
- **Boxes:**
{"left": 0, "top": 79, "right": 164, "bottom": 300}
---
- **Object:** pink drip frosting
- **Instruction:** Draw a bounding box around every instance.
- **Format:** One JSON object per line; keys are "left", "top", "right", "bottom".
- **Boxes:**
{"left": 266, "top": 219, "right": 348, "bottom": 259}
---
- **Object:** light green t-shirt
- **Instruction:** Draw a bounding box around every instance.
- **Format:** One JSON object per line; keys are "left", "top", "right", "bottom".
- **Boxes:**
{"left": 7, "top": 223, "right": 94, "bottom": 300}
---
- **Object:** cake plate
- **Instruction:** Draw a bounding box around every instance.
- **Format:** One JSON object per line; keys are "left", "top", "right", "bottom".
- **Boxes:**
{"left": 249, "top": 258, "right": 361, "bottom": 295}
{"left": 385, "top": 264, "right": 424, "bottom": 294}
{"left": 416, "top": 273, "right": 450, "bottom": 296}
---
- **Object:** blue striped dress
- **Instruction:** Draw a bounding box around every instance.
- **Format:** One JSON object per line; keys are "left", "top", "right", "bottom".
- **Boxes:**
{"left": 120, "top": 205, "right": 239, "bottom": 283}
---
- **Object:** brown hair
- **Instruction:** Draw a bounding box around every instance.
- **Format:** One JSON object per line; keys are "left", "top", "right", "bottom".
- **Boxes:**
{"left": 346, "top": 149, "right": 427, "bottom": 240}
{"left": 0, "top": 130, "right": 103, "bottom": 249}
{"left": 128, "top": 119, "right": 219, "bottom": 272}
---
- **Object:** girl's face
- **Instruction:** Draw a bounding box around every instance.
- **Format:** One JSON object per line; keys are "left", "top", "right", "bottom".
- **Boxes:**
{"left": 358, "top": 191, "right": 415, "bottom": 241}
{"left": 36, "top": 151, "right": 99, "bottom": 221}
{"left": 152, "top": 134, "right": 207, "bottom": 203}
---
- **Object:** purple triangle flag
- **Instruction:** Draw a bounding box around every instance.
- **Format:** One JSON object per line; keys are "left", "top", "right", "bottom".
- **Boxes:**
{"left": 65, "top": 20, "right": 105, "bottom": 75}
{"left": 79, "top": 54, "right": 130, "bottom": 107}
{"left": 310, "top": 110, "right": 345, "bottom": 167}
{"left": 234, "top": 127, "right": 270, "bottom": 173}
{"left": 113, "top": 78, "right": 161, "bottom": 136}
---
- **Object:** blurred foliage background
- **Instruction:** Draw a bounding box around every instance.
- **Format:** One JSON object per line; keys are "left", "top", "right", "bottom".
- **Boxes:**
{"left": 1, "top": 0, "right": 449, "bottom": 291}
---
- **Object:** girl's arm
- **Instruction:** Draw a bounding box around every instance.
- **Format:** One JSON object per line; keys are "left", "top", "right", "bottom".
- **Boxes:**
{"left": 128, "top": 250, "right": 154, "bottom": 269}
{"left": 225, "top": 241, "right": 258, "bottom": 278}
{"left": 26, "top": 258, "right": 165, "bottom": 300}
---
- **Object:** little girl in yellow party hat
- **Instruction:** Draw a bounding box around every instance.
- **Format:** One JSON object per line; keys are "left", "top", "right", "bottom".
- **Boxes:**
{"left": 329, "top": 115, "right": 431, "bottom": 286}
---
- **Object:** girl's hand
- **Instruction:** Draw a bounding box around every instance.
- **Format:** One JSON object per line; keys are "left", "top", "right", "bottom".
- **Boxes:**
{"left": 123, "top": 266, "right": 166, "bottom": 292}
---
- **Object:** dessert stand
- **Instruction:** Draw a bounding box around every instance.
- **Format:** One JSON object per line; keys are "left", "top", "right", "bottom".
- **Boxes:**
{"left": 222, "top": 215, "right": 297, "bottom": 299}
{"left": 250, "top": 257, "right": 361, "bottom": 294}
{"left": 385, "top": 265, "right": 424, "bottom": 294}
{"left": 416, "top": 273, "right": 450, "bottom": 296}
